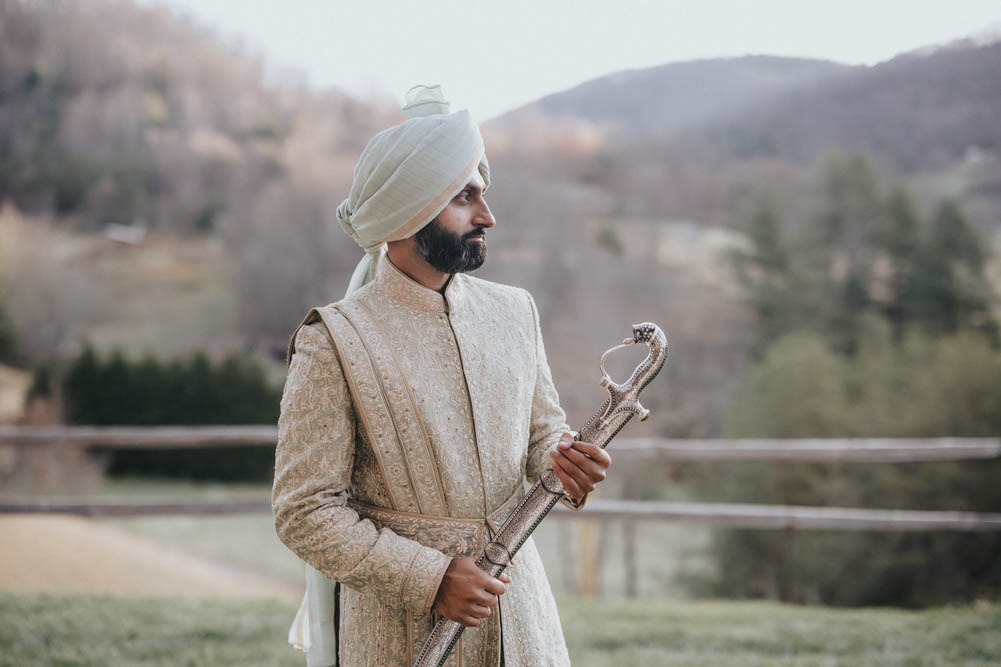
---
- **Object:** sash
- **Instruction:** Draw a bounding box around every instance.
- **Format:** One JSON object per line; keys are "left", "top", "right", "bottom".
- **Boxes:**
{"left": 284, "top": 300, "right": 450, "bottom": 667}
{"left": 348, "top": 492, "right": 521, "bottom": 667}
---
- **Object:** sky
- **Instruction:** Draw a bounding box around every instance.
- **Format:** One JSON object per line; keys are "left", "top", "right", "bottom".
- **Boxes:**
{"left": 139, "top": 0, "right": 1001, "bottom": 119}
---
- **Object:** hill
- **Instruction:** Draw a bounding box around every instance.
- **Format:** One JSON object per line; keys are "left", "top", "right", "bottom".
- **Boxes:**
{"left": 492, "top": 55, "right": 854, "bottom": 140}
{"left": 2, "top": 1, "right": 999, "bottom": 440}
{"left": 697, "top": 41, "right": 1001, "bottom": 171}
{"left": 0, "top": 0, "right": 397, "bottom": 353}
{"left": 492, "top": 41, "right": 1001, "bottom": 174}
{"left": 0, "top": 0, "right": 393, "bottom": 232}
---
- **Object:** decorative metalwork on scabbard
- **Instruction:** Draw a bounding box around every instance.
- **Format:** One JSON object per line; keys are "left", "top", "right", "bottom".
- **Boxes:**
{"left": 413, "top": 322, "right": 668, "bottom": 667}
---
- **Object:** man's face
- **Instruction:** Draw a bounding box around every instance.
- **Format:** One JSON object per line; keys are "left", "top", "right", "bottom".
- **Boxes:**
{"left": 414, "top": 171, "right": 495, "bottom": 274}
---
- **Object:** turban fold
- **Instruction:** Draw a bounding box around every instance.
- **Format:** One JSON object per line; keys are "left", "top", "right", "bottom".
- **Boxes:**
{"left": 335, "top": 84, "right": 490, "bottom": 295}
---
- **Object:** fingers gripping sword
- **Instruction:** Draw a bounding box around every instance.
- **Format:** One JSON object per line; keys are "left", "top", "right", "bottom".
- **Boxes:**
{"left": 413, "top": 322, "right": 668, "bottom": 667}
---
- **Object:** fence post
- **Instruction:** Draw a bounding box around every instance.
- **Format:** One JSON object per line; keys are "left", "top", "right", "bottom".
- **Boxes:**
{"left": 558, "top": 520, "right": 575, "bottom": 595}
{"left": 577, "top": 519, "right": 600, "bottom": 597}
{"left": 624, "top": 519, "right": 637, "bottom": 598}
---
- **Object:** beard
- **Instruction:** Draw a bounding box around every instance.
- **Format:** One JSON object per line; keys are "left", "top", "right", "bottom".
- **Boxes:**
{"left": 413, "top": 218, "right": 487, "bottom": 274}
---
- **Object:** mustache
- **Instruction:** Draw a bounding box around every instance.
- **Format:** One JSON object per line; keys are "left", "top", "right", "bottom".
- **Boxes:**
{"left": 463, "top": 229, "right": 486, "bottom": 240}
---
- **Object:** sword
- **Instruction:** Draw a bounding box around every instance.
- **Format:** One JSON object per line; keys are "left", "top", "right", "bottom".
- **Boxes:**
{"left": 413, "top": 322, "right": 668, "bottom": 667}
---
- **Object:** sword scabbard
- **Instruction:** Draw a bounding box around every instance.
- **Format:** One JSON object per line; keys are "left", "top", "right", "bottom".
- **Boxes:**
{"left": 413, "top": 323, "right": 668, "bottom": 667}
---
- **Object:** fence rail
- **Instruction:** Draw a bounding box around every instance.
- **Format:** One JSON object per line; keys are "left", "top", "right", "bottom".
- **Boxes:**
{"left": 552, "top": 500, "right": 1001, "bottom": 531}
{"left": 6, "top": 426, "right": 998, "bottom": 601}
{"left": 0, "top": 498, "right": 270, "bottom": 517}
{"left": 3, "top": 497, "right": 1000, "bottom": 531}
{"left": 0, "top": 425, "right": 278, "bottom": 447}
{"left": 614, "top": 437, "right": 1001, "bottom": 462}
{"left": 3, "top": 427, "right": 999, "bottom": 531}
{"left": 3, "top": 426, "right": 999, "bottom": 463}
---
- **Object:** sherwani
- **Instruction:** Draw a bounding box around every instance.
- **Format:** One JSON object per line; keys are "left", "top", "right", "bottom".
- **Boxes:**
{"left": 272, "top": 257, "right": 575, "bottom": 666}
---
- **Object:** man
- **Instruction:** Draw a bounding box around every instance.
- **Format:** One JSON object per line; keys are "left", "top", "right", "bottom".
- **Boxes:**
{"left": 272, "top": 85, "right": 610, "bottom": 667}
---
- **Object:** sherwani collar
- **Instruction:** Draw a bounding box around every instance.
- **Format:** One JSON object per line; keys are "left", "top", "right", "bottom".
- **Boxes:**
{"left": 375, "top": 255, "right": 467, "bottom": 313}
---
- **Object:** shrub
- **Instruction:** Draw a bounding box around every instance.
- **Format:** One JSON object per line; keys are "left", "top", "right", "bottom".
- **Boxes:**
{"left": 60, "top": 344, "right": 281, "bottom": 480}
{"left": 693, "top": 329, "right": 1001, "bottom": 607}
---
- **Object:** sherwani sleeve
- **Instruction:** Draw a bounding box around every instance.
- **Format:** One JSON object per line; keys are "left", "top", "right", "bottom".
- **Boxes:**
{"left": 272, "top": 321, "right": 452, "bottom": 616}
{"left": 523, "top": 291, "right": 587, "bottom": 510}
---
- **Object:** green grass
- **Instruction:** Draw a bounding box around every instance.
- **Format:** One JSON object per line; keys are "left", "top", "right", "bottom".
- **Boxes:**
{"left": 561, "top": 598, "right": 1001, "bottom": 666}
{"left": 16, "top": 478, "right": 997, "bottom": 665}
{"left": 0, "top": 593, "right": 303, "bottom": 667}
{"left": 1, "top": 593, "right": 997, "bottom": 666}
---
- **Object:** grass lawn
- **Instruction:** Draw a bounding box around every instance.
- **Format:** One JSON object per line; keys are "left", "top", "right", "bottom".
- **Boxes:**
{"left": 561, "top": 598, "right": 1001, "bottom": 666}
{"left": 1, "top": 593, "right": 998, "bottom": 667}
{"left": 0, "top": 593, "right": 302, "bottom": 667}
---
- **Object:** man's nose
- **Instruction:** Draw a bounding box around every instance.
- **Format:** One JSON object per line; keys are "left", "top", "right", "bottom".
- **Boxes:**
{"left": 474, "top": 200, "right": 496, "bottom": 228}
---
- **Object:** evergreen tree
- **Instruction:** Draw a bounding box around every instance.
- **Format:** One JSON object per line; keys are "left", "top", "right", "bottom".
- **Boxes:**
{"left": 732, "top": 198, "right": 801, "bottom": 356}
{"left": 874, "top": 188, "right": 922, "bottom": 341}
{"left": 0, "top": 300, "right": 18, "bottom": 365}
{"left": 814, "top": 154, "right": 883, "bottom": 271}
{"left": 63, "top": 343, "right": 101, "bottom": 424}
{"left": 101, "top": 350, "right": 140, "bottom": 425}
{"left": 60, "top": 345, "right": 282, "bottom": 480}
{"left": 917, "top": 200, "right": 998, "bottom": 341}
{"left": 812, "top": 154, "right": 883, "bottom": 354}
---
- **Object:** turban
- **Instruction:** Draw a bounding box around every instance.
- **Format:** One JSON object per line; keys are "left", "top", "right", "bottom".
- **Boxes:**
{"left": 335, "top": 84, "right": 491, "bottom": 295}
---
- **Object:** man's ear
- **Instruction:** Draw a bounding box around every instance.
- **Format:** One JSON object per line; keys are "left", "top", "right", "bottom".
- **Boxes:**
{"left": 387, "top": 236, "right": 416, "bottom": 253}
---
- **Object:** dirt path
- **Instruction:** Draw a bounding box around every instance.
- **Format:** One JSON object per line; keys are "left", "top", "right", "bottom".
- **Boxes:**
{"left": 0, "top": 514, "right": 299, "bottom": 598}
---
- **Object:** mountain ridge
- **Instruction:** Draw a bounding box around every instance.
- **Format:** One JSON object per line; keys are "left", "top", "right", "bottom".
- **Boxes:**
{"left": 490, "top": 54, "right": 857, "bottom": 139}
{"left": 490, "top": 38, "right": 1001, "bottom": 173}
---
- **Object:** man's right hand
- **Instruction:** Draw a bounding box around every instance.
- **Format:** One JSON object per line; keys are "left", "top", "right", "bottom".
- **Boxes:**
{"left": 432, "top": 556, "right": 511, "bottom": 627}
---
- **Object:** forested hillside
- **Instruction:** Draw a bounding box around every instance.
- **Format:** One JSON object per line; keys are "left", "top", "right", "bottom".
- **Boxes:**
{"left": 2, "top": 0, "right": 999, "bottom": 436}
{"left": 0, "top": 0, "right": 389, "bottom": 232}
{"left": 2, "top": 0, "right": 1001, "bottom": 609}
{"left": 0, "top": 0, "right": 398, "bottom": 358}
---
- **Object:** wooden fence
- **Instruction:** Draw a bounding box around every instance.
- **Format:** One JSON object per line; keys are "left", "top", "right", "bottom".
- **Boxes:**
{"left": 4, "top": 426, "right": 999, "bottom": 597}
{"left": 4, "top": 496, "right": 999, "bottom": 530}
{"left": 2, "top": 427, "right": 999, "bottom": 532}
{"left": 3, "top": 425, "right": 998, "bottom": 461}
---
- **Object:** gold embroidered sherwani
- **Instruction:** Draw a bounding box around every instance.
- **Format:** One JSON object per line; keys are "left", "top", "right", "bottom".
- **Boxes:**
{"left": 272, "top": 257, "right": 574, "bottom": 666}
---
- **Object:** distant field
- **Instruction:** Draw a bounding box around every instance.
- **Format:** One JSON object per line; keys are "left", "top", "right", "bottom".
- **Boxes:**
{"left": 103, "top": 507, "right": 711, "bottom": 597}
{"left": 87, "top": 478, "right": 712, "bottom": 597}
{"left": 11, "top": 478, "right": 711, "bottom": 600}
{"left": 1, "top": 593, "right": 997, "bottom": 667}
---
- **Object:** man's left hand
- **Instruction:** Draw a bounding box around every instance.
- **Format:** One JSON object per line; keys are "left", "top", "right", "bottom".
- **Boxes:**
{"left": 548, "top": 432, "right": 610, "bottom": 503}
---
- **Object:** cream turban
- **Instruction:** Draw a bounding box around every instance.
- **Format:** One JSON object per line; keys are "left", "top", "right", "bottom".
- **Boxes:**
{"left": 335, "top": 84, "right": 490, "bottom": 295}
